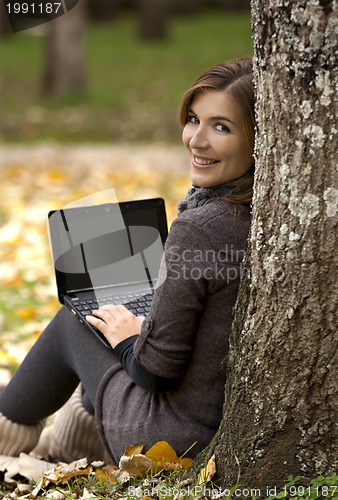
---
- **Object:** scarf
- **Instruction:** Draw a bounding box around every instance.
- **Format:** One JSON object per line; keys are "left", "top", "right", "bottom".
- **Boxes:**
{"left": 177, "top": 173, "right": 248, "bottom": 215}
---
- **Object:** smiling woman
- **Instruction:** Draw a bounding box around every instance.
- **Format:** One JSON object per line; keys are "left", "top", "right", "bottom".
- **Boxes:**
{"left": 180, "top": 59, "right": 255, "bottom": 203}
{"left": 182, "top": 91, "right": 253, "bottom": 188}
{"left": 0, "top": 58, "right": 255, "bottom": 466}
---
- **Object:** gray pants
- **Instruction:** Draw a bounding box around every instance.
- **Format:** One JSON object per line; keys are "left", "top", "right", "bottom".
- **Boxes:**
{"left": 0, "top": 306, "right": 117, "bottom": 424}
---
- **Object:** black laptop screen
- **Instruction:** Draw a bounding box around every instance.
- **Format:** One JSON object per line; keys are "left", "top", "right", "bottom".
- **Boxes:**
{"left": 48, "top": 199, "right": 168, "bottom": 302}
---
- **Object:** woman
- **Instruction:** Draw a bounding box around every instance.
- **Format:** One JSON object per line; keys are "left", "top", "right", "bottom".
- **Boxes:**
{"left": 0, "top": 58, "right": 255, "bottom": 464}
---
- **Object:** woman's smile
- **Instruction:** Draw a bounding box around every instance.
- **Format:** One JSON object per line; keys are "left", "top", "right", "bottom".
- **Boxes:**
{"left": 182, "top": 90, "right": 253, "bottom": 187}
{"left": 192, "top": 155, "right": 220, "bottom": 168}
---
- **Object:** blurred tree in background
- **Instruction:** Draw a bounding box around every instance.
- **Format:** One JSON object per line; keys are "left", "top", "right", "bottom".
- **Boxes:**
{"left": 137, "top": 0, "right": 172, "bottom": 40}
{"left": 0, "top": 0, "right": 11, "bottom": 37}
{"left": 43, "top": 0, "right": 87, "bottom": 97}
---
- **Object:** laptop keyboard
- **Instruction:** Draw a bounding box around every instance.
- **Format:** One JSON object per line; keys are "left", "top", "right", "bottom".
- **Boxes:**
{"left": 71, "top": 291, "right": 154, "bottom": 318}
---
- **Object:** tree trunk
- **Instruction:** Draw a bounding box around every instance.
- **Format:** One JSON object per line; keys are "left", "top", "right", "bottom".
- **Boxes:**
{"left": 213, "top": 0, "right": 250, "bottom": 10}
{"left": 195, "top": 0, "right": 337, "bottom": 490}
{"left": 43, "top": 0, "right": 86, "bottom": 97}
{"left": 137, "top": 0, "right": 173, "bottom": 40}
{"left": 172, "top": 0, "right": 208, "bottom": 15}
{"left": 0, "top": 1, "right": 12, "bottom": 37}
{"left": 88, "top": 0, "right": 120, "bottom": 22}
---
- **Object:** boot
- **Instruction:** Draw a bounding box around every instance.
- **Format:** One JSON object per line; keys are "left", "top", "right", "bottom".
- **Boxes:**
{"left": 32, "top": 384, "right": 111, "bottom": 464}
{"left": 0, "top": 412, "right": 45, "bottom": 456}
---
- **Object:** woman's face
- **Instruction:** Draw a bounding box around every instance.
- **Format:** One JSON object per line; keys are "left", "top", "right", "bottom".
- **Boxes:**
{"left": 182, "top": 90, "right": 253, "bottom": 188}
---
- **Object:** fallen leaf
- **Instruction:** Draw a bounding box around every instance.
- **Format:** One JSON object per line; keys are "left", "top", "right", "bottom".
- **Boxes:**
{"left": 80, "top": 487, "right": 99, "bottom": 499}
{"left": 46, "top": 490, "right": 67, "bottom": 500}
{"left": 197, "top": 454, "right": 216, "bottom": 484}
{"left": 119, "top": 454, "right": 156, "bottom": 478}
{"left": 95, "top": 467, "right": 117, "bottom": 485}
{"left": 14, "top": 483, "right": 34, "bottom": 496}
{"left": 145, "top": 441, "right": 193, "bottom": 471}
{"left": 18, "top": 452, "right": 57, "bottom": 483}
{"left": 110, "top": 469, "right": 131, "bottom": 484}
{"left": 124, "top": 443, "right": 144, "bottom": 456}
{"left": 0, "top": 453, "right": 56, "bottom": 485}
{"left": 44, "top": 457, "right": 93, "bottom": 484}
{"left": 17, "top": 307, "right": 38, "bottom": 320}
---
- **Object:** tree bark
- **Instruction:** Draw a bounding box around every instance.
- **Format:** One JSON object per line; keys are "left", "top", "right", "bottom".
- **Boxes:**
{"left": 43, "top": 0, "right": 86, "bottom": 97}
{"left": 0, "top": 1, "right": 11, "bottom": 37}
{"left": 87, "top": 0, "right": 120, "bottom": 22}
{"left": 172, "top": 0, "right": 208, "bottom": 15}
{"left": 137, "top": 0, "right": 173, "bottom": 40}
{"left": 213, "top": 0, "right": 250, "bottom": 10}
{"left": 195, "top": 0, "right": 337, "bottom": 490}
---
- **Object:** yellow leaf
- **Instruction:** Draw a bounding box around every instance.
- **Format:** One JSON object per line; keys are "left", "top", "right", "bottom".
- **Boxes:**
{"left": 124, "top": 443, "right": 144, "bottom": 457}
{"left": 18, "top": 307, "right": 38, "bottom": 320}
{"left": 0, "top": 349, "right": 18, "bottom": 364}
{"left": 146, "top": 441, "right": 177, "bottom": 463}
{"left": 178, "top": 457, "right": 193, "bottom": 470}
{"left": 95, "top": 467, "right": 117, "bottom": 485}
{"left": 46, "top": 169, "right": 69, "bottom": 182}
{"left": 145, "top": 441, "right": 193, "bottom": 471}
{"left": 197, "top": 454, "right": 216, "bottom": 485}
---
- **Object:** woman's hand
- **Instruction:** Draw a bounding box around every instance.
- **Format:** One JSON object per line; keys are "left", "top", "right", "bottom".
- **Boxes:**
{"left": 86, "top": 305, "right": 145, "bottom": 349}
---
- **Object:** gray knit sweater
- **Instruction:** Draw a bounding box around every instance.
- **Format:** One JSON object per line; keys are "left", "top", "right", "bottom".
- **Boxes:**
{"left": 96, "top": 200, "right": 251, "bottom": 463}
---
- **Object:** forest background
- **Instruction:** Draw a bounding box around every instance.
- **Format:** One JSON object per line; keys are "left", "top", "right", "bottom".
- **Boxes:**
{"left": 0, "top": 0, "right": 252, "bottom": 381}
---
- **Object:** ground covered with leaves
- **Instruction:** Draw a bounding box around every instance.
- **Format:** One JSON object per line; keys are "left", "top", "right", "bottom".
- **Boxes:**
{"left": 1, "top": 441, "right": 213, "bottom": 500}
{"left": 2, "top": 144, "right": 336, "bottom": 500}
{"left": 0, "top": 142, "right": 190, "bottom": 380}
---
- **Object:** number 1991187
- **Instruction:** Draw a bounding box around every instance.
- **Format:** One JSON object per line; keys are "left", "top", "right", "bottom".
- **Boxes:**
{"left": 6, "top": 3, "right": 62, "bottom": 14}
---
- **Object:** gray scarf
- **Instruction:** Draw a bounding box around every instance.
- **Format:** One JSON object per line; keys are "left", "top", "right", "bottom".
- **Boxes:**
{"left": 177, "top": 174, "right": 247, "bottom": 215}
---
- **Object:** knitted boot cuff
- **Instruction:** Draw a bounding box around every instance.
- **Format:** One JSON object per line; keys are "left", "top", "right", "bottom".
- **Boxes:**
{"left": 0, "top": 412, "right": 45, "bottom": 457}
{"left": 52, "top": 384, "right": 108, "bottom": 463}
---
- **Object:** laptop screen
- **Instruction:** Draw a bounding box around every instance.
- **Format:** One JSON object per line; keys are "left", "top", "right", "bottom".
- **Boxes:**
{"left": 48, "top": 198, "right": 168, "bottom": 303}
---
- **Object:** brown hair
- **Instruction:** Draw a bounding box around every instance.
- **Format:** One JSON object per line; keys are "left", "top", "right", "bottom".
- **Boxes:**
{"left": 179, "top": 58, "right": 255, "bottom": 206}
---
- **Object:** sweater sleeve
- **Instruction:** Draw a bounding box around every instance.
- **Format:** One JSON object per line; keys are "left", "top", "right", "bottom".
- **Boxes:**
{"left": 114, "top": 335, "right": 180, "bottom": 392}
{"left": 134, "top": 216, "right": 219, "bottom": 378}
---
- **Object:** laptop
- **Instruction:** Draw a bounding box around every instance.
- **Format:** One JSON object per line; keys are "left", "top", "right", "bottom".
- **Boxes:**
{"left": 48, "top": 198, "right": 168, "bottom": 348}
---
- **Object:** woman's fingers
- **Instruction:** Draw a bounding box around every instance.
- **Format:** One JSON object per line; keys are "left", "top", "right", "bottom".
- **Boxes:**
{"left": 97, "top": 304, "right": 132, "bottom": 318}
{"left": 86, "top": 313, "right": 109, "bottom": 334}
{"left": 85, "top": 304, "right": 143, "bottom": 348}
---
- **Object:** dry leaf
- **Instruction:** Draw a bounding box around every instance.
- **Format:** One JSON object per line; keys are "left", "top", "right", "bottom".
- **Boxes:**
{"left": 46, "top": 490, "right": 67, "bottom": 500}
{"left": 197, "top": 454, "right": 216, "bottom": 484}
{"left": 119, "top": 454, "right": 156, "bottom": 478}
{"left": 14, "top": 483, "right": 35, "bottom": 496}
{"left": 95, "top": 467, "right": 117, "bottom": 485}
{"left": 110, "top": 469, "right": 131, "bottom": 484}
{"left": 44, "top": 457, "right": 93, "bottom": 484}
{"left": 145, "top": 441, "right": 193, "bottom": 471}
{"left": 17, "top": 307, "right": 37, "bottom": 320}
{"left": 124, "top": 443, "right": 144, "bottom": 456}
{"left": 0, "top": 455, "right": 20, "bottom": 483}
{"left": 80, "top": 487, "right": 99, "bottom": 500}
{"left": 18, "top": 452, "right": 57, "bottom": 483}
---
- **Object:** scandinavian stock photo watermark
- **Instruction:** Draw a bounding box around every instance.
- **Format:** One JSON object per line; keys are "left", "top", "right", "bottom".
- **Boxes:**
{"left": 127, "top": 483, "right": 337, "bottom": 499}
{"left": 166, "top": 245, "right": 246, "bottom": 283}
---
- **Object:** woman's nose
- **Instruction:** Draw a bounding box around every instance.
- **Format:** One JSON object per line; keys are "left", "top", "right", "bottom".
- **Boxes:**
{"left": 189, "top": 125, "right": 209, "bottom": 149}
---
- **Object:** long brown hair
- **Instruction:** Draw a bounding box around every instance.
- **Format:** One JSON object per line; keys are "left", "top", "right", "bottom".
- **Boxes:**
{"left": 180, "top": 58, "right": 255, "bottom": 206}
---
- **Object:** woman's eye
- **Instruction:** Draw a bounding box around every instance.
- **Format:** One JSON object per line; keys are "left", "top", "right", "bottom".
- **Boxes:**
{"left": 187, "top": 115, "right": 199, "bottom": 124}
{"left": 215, "top": 123, "right": 230, "bottom": 133}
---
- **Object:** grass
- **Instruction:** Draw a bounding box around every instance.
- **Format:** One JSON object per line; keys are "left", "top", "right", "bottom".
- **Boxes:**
{"left": 3, "top": 470, "right": 337, "bottom": 500}
{"left": 0, "top": 9, "right": 253, "bottom": 142}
